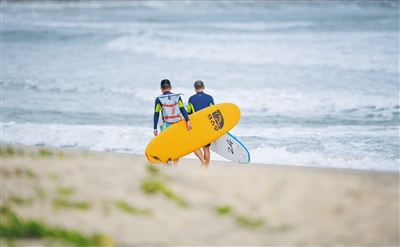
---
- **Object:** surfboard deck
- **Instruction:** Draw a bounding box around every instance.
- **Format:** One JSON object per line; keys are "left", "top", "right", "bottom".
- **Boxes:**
{"left": 145, "top": 102, "right": 241, "bottom": 164}
{"left": 211, "top": 132, "right": 250, "bottom": 164}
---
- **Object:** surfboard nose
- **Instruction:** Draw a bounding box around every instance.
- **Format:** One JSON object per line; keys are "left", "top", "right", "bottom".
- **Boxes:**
{"left": 226, "top": 102, "right": 241, "bottom": 119}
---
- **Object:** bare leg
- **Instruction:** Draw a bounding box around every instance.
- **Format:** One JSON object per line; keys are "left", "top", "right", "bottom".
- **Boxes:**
{"left": 203, "top": 146, "right": 211, "bottom": 165}
{"left": 194, "top": 149, "right": 206, "bottom": 164}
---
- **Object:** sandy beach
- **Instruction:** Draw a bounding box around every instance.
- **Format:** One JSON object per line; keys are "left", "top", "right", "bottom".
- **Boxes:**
{"left": 1, "top": 144, "right": 399, "bottom": 246}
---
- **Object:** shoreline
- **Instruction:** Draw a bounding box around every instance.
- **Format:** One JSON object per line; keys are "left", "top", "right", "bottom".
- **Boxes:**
{"left": 2, "top": 144, "right": 399, "bottom": 246}
{"left": 7, "top": 143, "right": 398, "bottom": 174}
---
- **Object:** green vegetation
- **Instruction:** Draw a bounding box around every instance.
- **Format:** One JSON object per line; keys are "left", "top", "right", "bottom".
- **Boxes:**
{"left": 3, "top": 146, "right": 16, "bottom": 156}
{"left": 236, "top": 215, "right": 265, "bottom": 229}
{"left": 24, "top": 168, "right": 36, "bottom": 178}
{"left": 214, "top": 204, "right": 291, "bottom": 231}
{"left": 145, "top": 164, "right": 169, "bottom": 179}
{"left": 146, "top": 164, "right": 161, "bottom": 176}
{"left": 214, "top": 204, "right": 265, "bottom": 230}
{"left": 9, "top": 195, "right": 33, "bottom": 206}
{"left": 52, "top": 198, "right": 91, "bottom": 210}
{"left": 1, "top": 168, "right": 36, "bottom": 179}
{"left": 58, "top": 151, "right": 66, "bottom": 159}
{"left": 0, "top": 206, "right": 112, "bottom": 247}
{"left": 57, "top": 186, "right": 75, "bottom": 196}
{"left": 0, "top": 145, "right": 66, "bottom": 159}
{"left": 53, "top": 186, "right": 90, "bottom": 210}
{"left": 39, "top": 148, "right": 53, "bottom": 157}
{"left": 141, "top": 164, "right": 188, "bottom": 207}
{"left": 141, "top": 177, "right": 188, "bottom": 207}
{"left": 214, "top": 205, "right": 233, "bottom": 215}
{"left": 1, "top": 146, "right": 24, "bottom": 157}
{"left": 115, "top": 200, "right": 152, "bottom": 216}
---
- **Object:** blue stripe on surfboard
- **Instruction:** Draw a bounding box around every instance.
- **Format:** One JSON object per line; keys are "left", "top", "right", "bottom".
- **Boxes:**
{"left": 226, "top": 132, "right": 251, "bottom": 163}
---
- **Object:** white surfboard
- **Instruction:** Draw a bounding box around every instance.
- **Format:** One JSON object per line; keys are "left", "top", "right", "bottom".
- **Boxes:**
{"left": 210, "top": 132, "right": 250, "bottom": 164}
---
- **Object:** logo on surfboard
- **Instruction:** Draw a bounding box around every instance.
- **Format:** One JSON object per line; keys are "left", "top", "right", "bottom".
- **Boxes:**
{"left": 227, "top": 138, "right": 234, "bottom": 154}
{"left": 208, "top": 110, "right": 224, "bottom": 131}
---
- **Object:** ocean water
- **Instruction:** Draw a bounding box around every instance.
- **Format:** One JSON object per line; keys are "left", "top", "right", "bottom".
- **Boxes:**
{"left": 2, "top": 1, "right": 399, "bottom": 172}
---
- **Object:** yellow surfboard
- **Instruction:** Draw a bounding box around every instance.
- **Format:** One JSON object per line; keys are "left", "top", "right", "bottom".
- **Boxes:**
{"left": 145, "top": 102, "right": 241, "bottom": 164}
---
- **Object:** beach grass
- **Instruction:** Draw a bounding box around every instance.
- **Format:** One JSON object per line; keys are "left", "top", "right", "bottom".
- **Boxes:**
{"left": 52, "top": 198, "right": 92, "bottom": 210}
{"left": 1, "top": 146, "right": 24, "bottom": 157}
{"left": 115, "top": 200, "right": 152, "bottom": 216}
{"left": 0, "top": 206, "right": 112, "bottom": 247}
{"left": 214, "top": 204, "right": 265, "bottom": 229}
{"left": 140, "top": 177, "right": 189, "bottom": 208}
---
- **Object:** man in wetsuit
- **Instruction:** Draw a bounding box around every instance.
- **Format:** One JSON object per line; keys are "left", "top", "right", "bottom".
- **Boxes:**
{"left": 187, "top": 80, "right": 215, "bottom": 167}
{"left": 153, "top": 79, "right": 192, "bottom": 165}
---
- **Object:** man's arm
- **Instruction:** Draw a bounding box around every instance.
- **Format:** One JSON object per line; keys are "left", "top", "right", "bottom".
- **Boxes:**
{"left": 178, "top": 98, "right": 192, "bottom": 130}
{"left": 153, "top": 100, "right": 162, "bottom": 136}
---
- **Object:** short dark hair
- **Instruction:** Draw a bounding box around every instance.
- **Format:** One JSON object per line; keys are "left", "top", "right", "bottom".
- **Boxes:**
{"left": 194, "top": 80, "right": 204, "bottom": 89}
{"left": 160, "top": 79, "right": 171, "bottom": 89}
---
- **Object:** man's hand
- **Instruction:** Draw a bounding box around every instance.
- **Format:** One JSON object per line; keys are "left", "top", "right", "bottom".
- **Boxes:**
{"left": 186, "top": 121, "right": 192, "bottom": 130}
{"left": 153, "top": 129, "right": 158, "bottom": 136}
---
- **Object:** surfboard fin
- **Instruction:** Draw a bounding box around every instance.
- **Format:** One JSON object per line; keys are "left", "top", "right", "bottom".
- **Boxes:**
{"left": 167, "top": 159, "right": 172, "bottom": 166}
